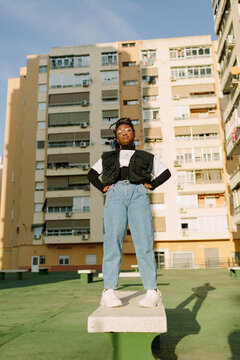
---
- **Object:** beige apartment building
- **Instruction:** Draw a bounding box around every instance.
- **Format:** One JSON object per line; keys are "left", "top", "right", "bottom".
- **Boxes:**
{"left": 0, "top": 35, "right": 236, "bottom": 272}
{"left": 212, "top": 0, "right": 240, "bottom": 264}
{"left": 0, "top": 155, "right": 3, "bottom": 216}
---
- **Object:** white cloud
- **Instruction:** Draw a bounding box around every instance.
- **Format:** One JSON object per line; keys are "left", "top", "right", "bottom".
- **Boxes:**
{"left": 0, "top": 0, "right": 139, "bottom": 46}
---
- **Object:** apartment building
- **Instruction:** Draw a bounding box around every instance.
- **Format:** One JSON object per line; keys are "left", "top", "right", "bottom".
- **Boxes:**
{"left": 0, "top": 35, "right": 235, "bottom": 271}
{"left": 212, "top": 0, "right": 240, "bottom": 264}
{"left": 0, "top": 155, "right": 2, "bottom": 216}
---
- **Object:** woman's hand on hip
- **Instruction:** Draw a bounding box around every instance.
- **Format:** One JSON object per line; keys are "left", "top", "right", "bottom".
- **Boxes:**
{"left": 143, "top": 183, "right": 152, "bottom": 189}
{"left": 103, "top": 185, "right": 112, "bottom": 193}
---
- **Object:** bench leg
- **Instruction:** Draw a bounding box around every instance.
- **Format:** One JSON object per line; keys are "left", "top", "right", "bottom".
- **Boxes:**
{"left": 80, "top": 274, "right": 88, "bottom": 284}
{"left": 18, "top": 272, "right": 23, "bottom": 280}
{"left": 0, "top": 273, "right": 5, "bottom": 280}
{"left": 106, "top": 332, "right": 160, "bottom": 360}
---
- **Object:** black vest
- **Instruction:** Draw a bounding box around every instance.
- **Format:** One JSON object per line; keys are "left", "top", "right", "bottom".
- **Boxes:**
{"left": 101, "top": 150, "right": 154, "bottom": 185}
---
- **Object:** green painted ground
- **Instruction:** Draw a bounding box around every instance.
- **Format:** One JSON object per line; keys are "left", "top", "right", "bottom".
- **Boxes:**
{"left": 0, "top": 269, "right": 239, "bottom": 360}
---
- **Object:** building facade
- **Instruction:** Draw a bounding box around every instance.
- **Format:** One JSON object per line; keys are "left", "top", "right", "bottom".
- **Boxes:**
{"left": 0, "top": 35, "right": 235, "bottom": 271}
{"left": 212, "top": 0, "right": 240, "bottom": 264}
{"left": 0, "top": 155, "right": 3, "bottom": 218}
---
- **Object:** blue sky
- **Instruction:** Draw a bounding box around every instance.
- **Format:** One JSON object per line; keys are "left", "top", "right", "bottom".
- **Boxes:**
{"left": 0, "top": 0, "right": 216, "bottom": 157}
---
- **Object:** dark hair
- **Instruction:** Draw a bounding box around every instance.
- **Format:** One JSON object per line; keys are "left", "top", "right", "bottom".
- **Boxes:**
{"left": 109, "top": 118, "right": 135, "bottom": 150}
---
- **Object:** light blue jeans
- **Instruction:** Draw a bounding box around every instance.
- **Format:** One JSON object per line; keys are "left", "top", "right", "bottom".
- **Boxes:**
{"left": 103, "top": 180, "right": 157, "bottom": 290}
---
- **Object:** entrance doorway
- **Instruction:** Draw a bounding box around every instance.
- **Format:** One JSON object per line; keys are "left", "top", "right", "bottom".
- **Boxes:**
{"left": 31, "top": 256, "right": 39, "bottom": 272}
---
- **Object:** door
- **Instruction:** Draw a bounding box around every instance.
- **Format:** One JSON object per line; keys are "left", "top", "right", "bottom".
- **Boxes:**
{"left": 155, "top": 251, "right": 165, "bottom": 269}
{"left": 31, "top": 256, "right": 39, "bottom": 272}
{"left": 204, "top": 248, "right": 219, "bottom": 268}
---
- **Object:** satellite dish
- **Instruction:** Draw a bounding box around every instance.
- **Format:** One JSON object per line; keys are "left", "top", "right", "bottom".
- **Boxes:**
{"left": 230, "top": 66, "right": 240, "bottom": 75}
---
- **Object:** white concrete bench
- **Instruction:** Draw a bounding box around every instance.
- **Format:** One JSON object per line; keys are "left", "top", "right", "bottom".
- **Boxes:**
{"left": 228, "top": 267, "right": 240, "bottom": 278}
{"left": 88, "top": 291, "right": 167, "bottom": 359}
{"left": 0, "top": 269, "right": 27, "bottom": 280}
{"left": 98, "top": 272, "right": 141, "bottom": 278}
{"left": 131, "top": 265, "right": 139, "bottom": 272}
{"left": 78, "top": 269, "right": 96, "bottom": 284}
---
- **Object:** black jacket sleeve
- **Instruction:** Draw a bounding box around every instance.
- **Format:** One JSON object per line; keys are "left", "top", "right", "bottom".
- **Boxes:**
{"left": 87, "top": 168, "right": 105, "bottom": 193}
{"left": 149, "top": 169, "right": 171, "bottom": 190}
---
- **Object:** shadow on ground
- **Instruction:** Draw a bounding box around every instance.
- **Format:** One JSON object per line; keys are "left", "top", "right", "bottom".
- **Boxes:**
{"left": 228, "top": 330, "right": 240, "bottom": 360}
{"left": 152, "top": 283, "right": 216, "bottom": 360}
{"left": 0, "top": 271, "right": 103, "bottom": 290}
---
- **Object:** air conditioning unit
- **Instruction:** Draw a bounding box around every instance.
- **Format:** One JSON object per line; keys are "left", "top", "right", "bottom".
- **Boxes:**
{"left": 172, "top": 95, "right": 180, "bottom": 100}
{"left": 81, "top": 100, "right": 88, "bottom": 106}
{"left": 177, "top": 184, "right": 183, "bottom": 190}
{"left": 174, "top": 160, "right": 181, "bottom": 167}
{"left": 80, "top": 122, "right": 88, "bottom": 128}
{"left": 179, "top": 208, "right": 186, "bottom": 213}
{"left": 65, "top": 212, "right": 72, "bottom": 217}
{"left": 82, "top": 163, "right": 90, "bottom": 170}
{"left": 226, "top": 35, "right": 235, "bottom": 49}
{"left": 82, "top": 234, "right": 89, "bottom": 240}
{"left": 82, "top": 80, "right": 90, "bottom": 87}
{"left": 181, "top": 229, "right": 189, "bottom": 236}
{"left": 80, "top": 142, "right": 87, "bottom": 148}
{"left": 171, "top": 76, "right": 177, "bottom": 81}
{"left": 34, "top": 234, "right": 41, "bottom": 239}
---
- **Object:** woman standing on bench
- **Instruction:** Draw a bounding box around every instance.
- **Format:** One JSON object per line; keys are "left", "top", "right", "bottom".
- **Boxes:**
{"left": 87, "top": 118, "right": 171, "bottom": 307}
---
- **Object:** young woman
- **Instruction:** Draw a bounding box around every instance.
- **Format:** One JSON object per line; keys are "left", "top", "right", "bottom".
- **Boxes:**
{"left": 87, "top": 118, "right": 171, "bottom": 307}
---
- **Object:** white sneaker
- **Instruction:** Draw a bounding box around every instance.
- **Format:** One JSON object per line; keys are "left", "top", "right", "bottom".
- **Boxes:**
{"left": 100, "top": 289, "right": 123, "bottom": 308}
{"left": 138, "top": 289, "right": 161, "bottom": 308}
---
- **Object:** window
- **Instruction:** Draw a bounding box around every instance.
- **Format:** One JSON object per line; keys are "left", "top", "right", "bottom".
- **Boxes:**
{"left": 198, "top": 215, "right": 228, "bottom": 232}
{"left": 85, "top": 254, "right": 96, "bottom": 265}
{"left": 38, "top": 84, "right": 47, "bottom": 92}
{"left": 180, "top": 218, "right": 198, "bottom": 231}
{"left": 34, "top": 203, "right": 43, "bottom": 213}
{"left": 143, "top": 109, "right": 160, "bottom": 121}
{"left": 171, "top": 66, "right": 213, "bottom": 80}
{"left": 101, "top": 52, "right": 118, "bottom": 66}
{"left": 36, "top": 161, "right": 45, "bottom": 170}
{"left": 37, "top": 122, "right": 46, "bottom": 130}
{"left": 141, "top": 50, "right": 156, "bottom": 66}
{"left": 173, "top": 106, "right": 190, "bottom": 120}
{"left": 123, "top": 80, "right": 138, "bottom": 86}
{"left": 40, "top": 256, "right": 46, "bottom": 265}
{"left": 205, "top": 196, "right": 216, "bottom": 207}
{"left": 39, "top": 66, "right": 47, "bottom": 73}
{"left": 170, "top": 46, "right": 211, "bottom": 60}
{"left": 122, "top": 61, "right": 137, "bottom": 67}
{"left": 73, "top": 196, "right": 90, "bottom": 212}
{"left": 49, "top": 73, "right": 91, "bottom": 88}
{"left": 33, "top": 226, "right": 43, "bottom": 238}
{"left": 122, "top": 42, "right": 135, "bottom": 47}
{"left": 123, "top": 99, "right": 139, "bottom": 105}
{"left": 58, "top": 255, "right": 69, "bottom": 265}
{"left": 142, "top": 76, "right": 157, "bottom": 85}
{"left": 101, "top": 71, "right": 118, "bottom": 84}
{"left": 38, "top": 102, "right": 46, "bottom": 111}
{"left": 102, "top": 110, "right": 118, "bottom": 124}
{"left": 50, "top": 55, "right": 90, "bottom": 69}
{"left": 102, "top": 90, "right": 118, "bottom": 104}
{"left": 132, "top": 120, "right": 139, "bottom": 125}
{"left": 35, "top": 182, "right": 44, "bottom": 191}
{"left": 37, "top": 141, "right": 45, "bottom": 149}
{"left": 135, "top": 140, "right": 140, "bottom": 145}
{"left": 178, "top": 194, "right": 198, "bottom": 209}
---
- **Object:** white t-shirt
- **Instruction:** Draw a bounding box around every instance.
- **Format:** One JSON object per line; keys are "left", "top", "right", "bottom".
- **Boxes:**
{"left": 91, "top": 150, "right": 167, "bottom": 179}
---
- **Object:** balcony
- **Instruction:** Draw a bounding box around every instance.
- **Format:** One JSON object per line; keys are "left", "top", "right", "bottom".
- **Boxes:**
{"left": 44, "top": 230, "right": 91, "bottom": 244}
{"left": 229, "top": 166, "right": 240, "bottom": 190}
{"left": 226, "top": 127, "right": 240, "bottom": 156}
{"left": 177, "top": 182, "right": 225, "bottom": 194}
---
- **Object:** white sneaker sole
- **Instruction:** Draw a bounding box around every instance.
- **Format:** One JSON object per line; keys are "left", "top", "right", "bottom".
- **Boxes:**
{"left": 100, "top": 301, "right": 123, "bottom": 308}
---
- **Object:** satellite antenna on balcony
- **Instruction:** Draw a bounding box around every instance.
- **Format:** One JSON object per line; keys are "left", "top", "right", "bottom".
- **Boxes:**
{"left": 230, "top": 66, "right": 240, "bottom": 75}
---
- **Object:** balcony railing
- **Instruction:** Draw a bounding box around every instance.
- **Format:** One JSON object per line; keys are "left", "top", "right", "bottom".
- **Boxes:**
{"left": 46, "top": 229, "right": 90, "bottom": 237}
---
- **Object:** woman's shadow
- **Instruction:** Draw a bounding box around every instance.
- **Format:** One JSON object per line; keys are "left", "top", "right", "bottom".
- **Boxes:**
{"left": 152, "top": 282, "right": 216, "bottom": 360}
